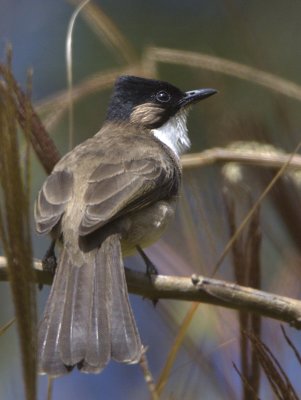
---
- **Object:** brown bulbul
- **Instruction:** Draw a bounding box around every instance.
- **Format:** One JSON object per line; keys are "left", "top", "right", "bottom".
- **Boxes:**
{"left": 35, "top": 75, "right": 217, "bottom": 376}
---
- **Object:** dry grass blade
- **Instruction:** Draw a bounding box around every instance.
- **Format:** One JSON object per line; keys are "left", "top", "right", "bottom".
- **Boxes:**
{"left": 0, "top": 317, "right": 15, "bottom": 335}
{"left": 36, "top": 65, "right": 144, "bottom": 131}
{"left": 280, "top": 325, "right": 301, "bottom": 367}
{"left": 246, "top": 333, "right": 299, "bottom": 400}
{"left": 0, "top": 50, "right": 37, "bottom": 400}
{"left": 145, "top": 47, "right": 301, "bottom": 101}
{"left": 0, "top": 60, "right": 60, "bottom": 174}
{"left": 67, "top": 0, "right": 137, "bottom": 64}
{"left": 212, "top": 140, "right": 301, "bottom": 276}
{"left": 224, "top": 186, "right": 262, "bottom": 399}
{"left": 156, "top": 302, "right": 199, "bottom": 396}
{"left": 232, "top": 362, "right": 260, "bottom": 400}
{"left": 66, "top": 0, "right": 91, "bottom": 150}
{"left": 265, "top": 172, "right": 301, "bottom": 251}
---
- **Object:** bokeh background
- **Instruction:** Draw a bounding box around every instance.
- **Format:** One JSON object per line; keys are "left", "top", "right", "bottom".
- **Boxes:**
{"left": 1, "top": 0, "right": 301, "bottom": 399}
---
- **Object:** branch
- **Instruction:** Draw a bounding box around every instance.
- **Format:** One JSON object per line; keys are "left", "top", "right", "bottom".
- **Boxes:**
{"left": 1, "top": 257, "right": 301, "bottom": 329}
{"left": 181, "top": 147, "right": 301, "bottom": 170}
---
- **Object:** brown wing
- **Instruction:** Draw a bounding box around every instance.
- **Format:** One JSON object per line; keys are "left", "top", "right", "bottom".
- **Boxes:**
{"left": 79, "top": 156, "right": 179, "bottom": 236}
{"left": 34, "top": 170, "right": 73, "bottom": 234}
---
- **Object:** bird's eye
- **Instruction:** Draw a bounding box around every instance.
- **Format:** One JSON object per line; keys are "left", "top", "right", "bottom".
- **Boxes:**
{"left": 156, "top": 90, "right": 171, "bottom": 103}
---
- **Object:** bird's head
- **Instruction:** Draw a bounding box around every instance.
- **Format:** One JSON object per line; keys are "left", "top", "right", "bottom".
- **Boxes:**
{"left": 106, "top": 75, "right": 217, "bottom": 156}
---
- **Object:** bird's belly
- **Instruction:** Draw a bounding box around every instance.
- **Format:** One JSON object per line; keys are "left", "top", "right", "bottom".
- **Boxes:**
{"left": 120, "top": 199, "right": 176, "bottom": 256}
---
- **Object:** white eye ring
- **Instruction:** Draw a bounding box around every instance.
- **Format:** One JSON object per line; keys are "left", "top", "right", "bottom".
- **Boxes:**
{"left": 156, "top": 90, "right": 171, "bottom": 103}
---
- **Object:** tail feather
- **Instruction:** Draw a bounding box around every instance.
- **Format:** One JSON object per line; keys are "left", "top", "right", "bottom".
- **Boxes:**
{"left": 38, "top": 248, "right": 71, "bottom": 376}
{"left": 59, "top": 257, "right": 93, "bottom": 366}
{"left": 109, "top": 238, "right": 142, "bottom": 363}
{"left": 81, "top": 249, "right": 111, "bottom": 372}
{"left": 38, "top": 234, "right": 142, "bottom": 376}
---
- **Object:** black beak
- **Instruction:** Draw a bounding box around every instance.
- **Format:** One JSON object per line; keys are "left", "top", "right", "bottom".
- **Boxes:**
{"left": 179, "top": 88, "right": 218, "bottom": 108}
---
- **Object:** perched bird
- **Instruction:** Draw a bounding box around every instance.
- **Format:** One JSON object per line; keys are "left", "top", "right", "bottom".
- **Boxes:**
{"left": 35, "top": 75, "right": 217, "bottom": 376}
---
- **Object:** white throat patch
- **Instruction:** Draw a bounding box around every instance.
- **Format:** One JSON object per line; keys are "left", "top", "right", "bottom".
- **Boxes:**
{"left": 151, "top": 110, "right": 191, "bottom": 158}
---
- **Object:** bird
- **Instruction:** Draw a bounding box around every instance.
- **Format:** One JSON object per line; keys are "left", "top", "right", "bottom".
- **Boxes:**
{"left": 34, "top": 75, "right": 217, "bottom": 376}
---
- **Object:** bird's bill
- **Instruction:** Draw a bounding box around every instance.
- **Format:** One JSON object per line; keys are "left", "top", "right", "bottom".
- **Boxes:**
{"left": 178, "top": 88, "right": 217, "bottom": 108}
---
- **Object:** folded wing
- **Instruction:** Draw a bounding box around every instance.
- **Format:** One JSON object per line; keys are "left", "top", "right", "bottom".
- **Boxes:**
{"left": 79, "top": 156, "right": 178, "bottom": 236}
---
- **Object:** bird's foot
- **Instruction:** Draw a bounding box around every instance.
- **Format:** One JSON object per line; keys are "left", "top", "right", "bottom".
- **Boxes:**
{"left": 136, "top": 246, "right": 159, "bottom": 306}
{"left": 136, "top": 246, "right": 158, "bottom": 277}
{"left": 42, "top": 240, "right": 57, "bottom": 274}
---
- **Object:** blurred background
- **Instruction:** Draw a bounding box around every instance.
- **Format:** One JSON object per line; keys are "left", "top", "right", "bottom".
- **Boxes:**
{"left": 1, "top": 0, "right": 301, "bottom": 399}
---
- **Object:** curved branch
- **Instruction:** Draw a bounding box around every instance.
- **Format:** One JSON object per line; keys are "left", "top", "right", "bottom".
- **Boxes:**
{"left": 181, "top": 147, "right": 301, "bottom": 169}
{"left": 0, "top": 257, "right": 301, "bottom": 329}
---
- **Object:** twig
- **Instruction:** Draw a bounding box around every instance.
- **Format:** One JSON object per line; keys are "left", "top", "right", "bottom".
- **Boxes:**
{"left": 47, "top": 377, "right": 53, "bottom": 400}
{"left": 139, "top": 350, "right": 159, "bottom": 400}
{"left": 1, "top": 257, "right": 301, "bottom": 328}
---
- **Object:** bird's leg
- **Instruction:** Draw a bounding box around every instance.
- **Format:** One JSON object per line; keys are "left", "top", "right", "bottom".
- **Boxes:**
{"left": 137, "top": 246, "right": 159, "bottom": 306}
{"left": 136, "top": 246, "right": 158, "bottom": 277}
{"left": 42, "top": 239, "right": 57, "bottom": 274}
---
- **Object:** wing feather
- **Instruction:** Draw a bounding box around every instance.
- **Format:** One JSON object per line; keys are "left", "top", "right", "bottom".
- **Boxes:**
{"left": 35, "top": 170, "right": 73, "bottom": 234}
{"left": 79, "top": 155, "right": 179, "bottom": 236}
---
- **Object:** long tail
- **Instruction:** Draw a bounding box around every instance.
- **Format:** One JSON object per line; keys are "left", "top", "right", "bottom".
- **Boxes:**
{"left": 38, "top": 234, "right": 142, "bottom": 376}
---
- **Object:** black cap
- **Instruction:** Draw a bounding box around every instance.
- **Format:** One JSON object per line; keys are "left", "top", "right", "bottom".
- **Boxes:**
{"left": 106, "top": 75, "right": 217, "bottom": 128}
